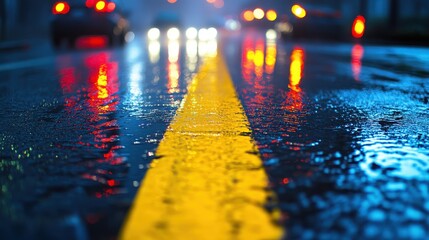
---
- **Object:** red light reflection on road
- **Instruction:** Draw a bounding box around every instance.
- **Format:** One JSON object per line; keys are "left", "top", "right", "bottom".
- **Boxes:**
{"left": 59, "top": 67, "right": 76, "bottom": 95}
{"left": 86, "top": 53, "right": 122, "bottom": 197}
{"left": 240, "top": 34, "right": 276, "bottom": 108}
{"left": 265, "top": 41, "right": 277, "bottom": 75}
{"left": 85, "top": 53, "right": 119, "bottom": 113}
{"left": 241, "top": 36, "right": 255, "bottom": 83}
{"left": 284, "top": 47, "right": 305, "bottom": 114}
{"left": 289, "top": 47, "right": 304, "bottom": 92}
{"left": 282, "top": 178, "right": 290, "bottom": 184}
{"left": 59, "top": 66, "right": 80, "bottom": 110}
{"left": 254, "top": 40, "right": 265, "bottom": 78}
{"left": 351, "top": 44, "right": 364, "bottom": 81}
{"left": 59, "top": 52, "right": 122, "bottom": 198}
{"left": 241, "top": 35, "right": 277, "bottom": 83}
{"left": 283, "top": 88, "right": 303, "bottom": 113}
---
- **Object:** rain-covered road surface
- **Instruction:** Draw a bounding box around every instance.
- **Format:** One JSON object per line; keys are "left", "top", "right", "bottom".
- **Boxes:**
{"left": 225, "top": 30, "right": 429, "bottom": 239}
{"left": 1, "top": 28, "right": 429, "bottom": 239}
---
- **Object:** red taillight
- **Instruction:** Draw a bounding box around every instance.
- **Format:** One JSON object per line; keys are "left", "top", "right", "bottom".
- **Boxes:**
{"left": 94, "top": 1, "right": 115, "bottom": 12}
{"left": 95, "top": 1, "right": 106, "bottom": 11}
{"left": 86, "top": 0, "right": 96, "bottom": 8}
{"left": 106, "top": 2, "right": 116, "bottom": 12}
{"left": 352, "top": 15, "right": 366, "bottom": 39}
{"left": 53, "top": 2, "right": 70, "bottom": 15}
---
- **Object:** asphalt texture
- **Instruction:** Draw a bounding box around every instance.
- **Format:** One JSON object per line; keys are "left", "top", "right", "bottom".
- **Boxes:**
{"left": 0, "top": 36, "right": 197, "bottom": 240}
{"left": 224, "top": 30, "right": 429, "bottom": 239}
{"left": 1, "top": 29, "right": 429, "bottom": 239}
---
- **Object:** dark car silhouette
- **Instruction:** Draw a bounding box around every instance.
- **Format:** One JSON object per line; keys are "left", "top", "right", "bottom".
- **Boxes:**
{"left": 50, "top": 0, "right": 129, "bottom": 48}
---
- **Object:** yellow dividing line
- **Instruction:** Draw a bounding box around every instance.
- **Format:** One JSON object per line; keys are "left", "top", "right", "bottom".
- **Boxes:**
{"left": 120, "top": 53, "right": 284, "bottom": 240}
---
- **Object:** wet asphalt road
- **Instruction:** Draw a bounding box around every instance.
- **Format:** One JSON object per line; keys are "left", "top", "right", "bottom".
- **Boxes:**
{"left": 1, "top": 29, "right": 429, "bottom": 239}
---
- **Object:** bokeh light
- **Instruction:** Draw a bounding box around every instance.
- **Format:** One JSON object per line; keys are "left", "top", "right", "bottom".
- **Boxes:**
{"left": 186, "top": 28, "right": 198, "bottom": 40}
{"left": 53, "top": 2, "right": 70, "bottom": 14}
{"left": 213, "top": 0, "right": 224, "bottom": 8}
{"left": 207, "top": 28, "right": 218, "bottom": 39}
{"left": 352, "top": 16, "right": 366, "bottom": 38}
{"left": 55, "top": 2, "right": 65, "bottom": 12}
{"left": 291, "top": 5, "right": 306, "bottom": 18}
{"left": 266, "top": 29, "right": 277, "bottom": 41}
{"left": 106, "top": 2, "right": 116, "bottom": 12}
{"left": 243, "top": 10, "right": 254, "bottom": 22}
{"left": 167, "top": 28, "right": 180, "bottom": 40}
{"left": 147, "top": 28, "right": 160, "bottom": 40}
{"left": 266, "top": 10, "right": 277, "bottom": 21}
{"left": 253, "top": 8, "right": 265, "bottom": 20}
{"left": 198, "top": 28, "right": 208, "bottom": 41}
{"left": 95, "top": 1, "right": 106, "bottom": 11}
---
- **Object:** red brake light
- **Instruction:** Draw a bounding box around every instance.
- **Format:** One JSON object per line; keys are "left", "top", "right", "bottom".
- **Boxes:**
{"left": 86, "top": 0, "right": 96, "bottom": 8}
{"left": 352, "top": 15, "right": 366, "bottom": 39}
{"left": 53, "top": 2, "right": 70, "bottom": 15}
{"left": 94, "top": 1, "right": 115, "bottom": 12}
{"left": 106, "top": 2, "right": 116, "bottom": 12}
{"left": 95, "top": 1, "right": 106, "bottom": 12}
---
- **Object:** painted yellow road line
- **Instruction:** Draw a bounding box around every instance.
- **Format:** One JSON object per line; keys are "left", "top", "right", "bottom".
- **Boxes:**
{"left": 120, "top": 52, "right": 283, "bottom": 240}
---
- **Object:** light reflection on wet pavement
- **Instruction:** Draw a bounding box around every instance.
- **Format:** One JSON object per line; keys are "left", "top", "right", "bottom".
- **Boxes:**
{"left": 0, "top": 34, "right": 202, "bottom": 239}
{"left": 224, "top": 30, "right": 429, "bottom": 239}
{"left": 0, "top": 27, "right": 429, "bottom": 239}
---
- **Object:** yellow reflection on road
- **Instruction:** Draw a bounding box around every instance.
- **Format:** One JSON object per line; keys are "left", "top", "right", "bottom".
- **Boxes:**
{"left": 289, "top": 47, "right": 304, "bottom": 92}
{"left": 241, "top": 34, "right": 278, "bottom": 82}
{"left": 265, "top": 40, "right": 277, "bottom": 75}
{"left": 97, "top": 64, "right": 108, "bottom": 99}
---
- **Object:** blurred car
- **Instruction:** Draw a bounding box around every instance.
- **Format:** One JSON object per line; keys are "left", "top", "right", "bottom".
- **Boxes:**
{"left": 239, "top": 0, "right": 365, "bottom": 41}
{"left": 276, "top": 2, "right": 366, "bottom": 40}
{"left": 50, "top": 0, "right": 129, "bottom": 47}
